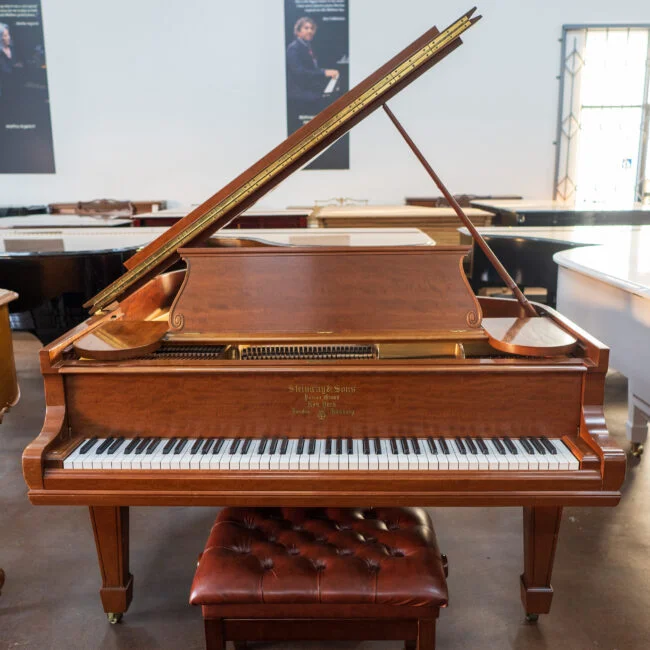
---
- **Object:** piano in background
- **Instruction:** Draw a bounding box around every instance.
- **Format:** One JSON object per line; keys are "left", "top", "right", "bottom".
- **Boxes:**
{"left": 406, "top": 194, "right": 522, "bottom": 208}
{"left": 310, "top": 204, "right": 493, "bottom": 245}
{"left": 0, "top": 227, "right": 425, "bottom": 343}
{"left": 0, "top": 205, "right": 47, "bottom": 217}
{"left": 131, "top": 207, "right": 310, "bottom": 228}
{"left": 471, "top": 199, "right": 650, "bottom": 227}
{"left": 555, "top": 239, "right": 650, "bottom": 458}
{"left": 460, "top": 225, "right": 650, "bottom": 307}
{"left": 49, "top": 199, "right": 167, "bottom": 216}
{"left": 22, "top": 9, "right": 625, "bottom": 627}
{"left": 0, "top": 289, "right": 19, "bottom": 423}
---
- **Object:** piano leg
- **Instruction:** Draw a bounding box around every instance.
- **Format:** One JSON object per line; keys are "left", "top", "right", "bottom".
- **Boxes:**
{"left": 520, "top": 506, "right": 562, "bottom": 621}
{"left": 89, "top": 506, "right": 133, "bottom": 622}
{"left": 626, "top": 384, "right": 649, "bottom": 457}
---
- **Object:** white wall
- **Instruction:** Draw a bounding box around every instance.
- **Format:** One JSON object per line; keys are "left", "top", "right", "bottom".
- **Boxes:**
{"left": 0, "top": 0, "right": 648, "bottom": 208}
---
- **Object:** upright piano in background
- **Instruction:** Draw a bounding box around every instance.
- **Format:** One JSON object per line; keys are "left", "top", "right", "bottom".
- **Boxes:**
{"left": 22, "top": 8, "right": 625, "bottom": 626}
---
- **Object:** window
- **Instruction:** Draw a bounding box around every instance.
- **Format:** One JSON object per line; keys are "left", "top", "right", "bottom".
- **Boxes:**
{"left": 554, "top": 25, "right": 650, "bottom": 206}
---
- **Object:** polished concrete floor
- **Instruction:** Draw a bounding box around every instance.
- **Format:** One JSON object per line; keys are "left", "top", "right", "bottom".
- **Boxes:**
{"left": 1, "top": 332, "right": 649, "bottom": 650}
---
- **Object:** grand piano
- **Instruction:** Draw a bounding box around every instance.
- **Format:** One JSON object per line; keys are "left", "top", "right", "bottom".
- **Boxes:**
{"left": 22, "top": 8, "right": 625, "bottom": 626}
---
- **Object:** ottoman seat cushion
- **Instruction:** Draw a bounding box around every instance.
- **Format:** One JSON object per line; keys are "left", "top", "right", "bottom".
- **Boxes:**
{"left": 190, "top": 507, "right": 448, "bottom": 608}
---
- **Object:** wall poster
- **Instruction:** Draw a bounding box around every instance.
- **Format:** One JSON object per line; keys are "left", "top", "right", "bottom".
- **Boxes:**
{"left": 284, "top": 0, "right": 349, "bottom": 170}
{"left": 0, "top": 1, "right": 54, "bottom": 173}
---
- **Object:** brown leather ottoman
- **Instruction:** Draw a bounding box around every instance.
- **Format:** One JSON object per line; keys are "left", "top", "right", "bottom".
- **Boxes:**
{"left": 190, "top": 507, "right": 448, "bottom": 649}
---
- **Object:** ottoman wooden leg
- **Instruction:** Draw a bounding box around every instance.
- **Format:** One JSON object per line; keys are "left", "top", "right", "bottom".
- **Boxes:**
{"left": 416, "top": 618, "right": 436, "bottom": 650}
{"left": 204, "top": 619, "right": 224, "bottom": 650}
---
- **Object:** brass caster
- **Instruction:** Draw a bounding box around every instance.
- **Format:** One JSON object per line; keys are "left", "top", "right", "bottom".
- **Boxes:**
{"left": 525, "top": 613, "right": 539, "bottom": 623}
{"left": 631, "top": 443, "right": 644, "bottom": 458}
{"left": 107, "top": 612, "right": 123, "bottom": 625}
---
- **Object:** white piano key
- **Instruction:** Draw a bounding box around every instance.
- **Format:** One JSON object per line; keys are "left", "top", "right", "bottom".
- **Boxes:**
{"left": 208, "top": 440, "right": 229, "bottom": 470}
{"left": 298, "top": 439, "right": 311, "bottom": 470}
{"left": 368, "top": 440, "right": 380, "bottom": 471}
{"left": 377, "top": 440, "right": 389, "bottom": 470}
{"left": 147, "top": 445, "right": 166, "bottom": 470}
{"left": 289, "top": 439, "right": 302, "bottom": 470}
{"left": 349, "top": 439, "right": 360, "bottom": 470}
{"left": 336, "top": 440, "right": 348, "bottom": 471}
{"left": 513, "top": 440, "right": 534, "bottom": 470}
{"left": 555, "top": 439, "right": 580, "bottom": 470}
{"left": 279, "top": 440, "right": 294, "bottom": 470}
{"left": 63, "top": 443, "right": 84, "bottom": 469}
{"left": 486, "top": 439, "right": 508, "bottom": 470}
{"left": 89, "top": 439, "right": 110, "bottom": 470}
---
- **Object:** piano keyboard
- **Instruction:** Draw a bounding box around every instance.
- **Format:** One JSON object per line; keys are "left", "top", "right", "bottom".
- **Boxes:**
{"left": 323, "top": 77, "right": 338, "bottom": 94}
{"left": 62, "top": 436, "right": 579, "bottom": 471}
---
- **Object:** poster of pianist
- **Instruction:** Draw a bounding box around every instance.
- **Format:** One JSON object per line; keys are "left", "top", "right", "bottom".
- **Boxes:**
{"left": 0, "top": 1, "right": 54, "bottom": 173}
{"left": 284, "top": 0, "right": 349, "bottom": 170}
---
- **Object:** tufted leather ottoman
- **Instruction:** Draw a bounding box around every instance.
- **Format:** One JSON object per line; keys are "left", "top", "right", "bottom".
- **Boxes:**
{"left": 190, "top": 507, "right": 448, "bottom": 649}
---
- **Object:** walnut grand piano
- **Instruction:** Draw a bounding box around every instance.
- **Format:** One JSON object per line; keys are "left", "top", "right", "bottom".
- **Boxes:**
{"left": 22, "top": 8, "right": 625, "bottom": 626}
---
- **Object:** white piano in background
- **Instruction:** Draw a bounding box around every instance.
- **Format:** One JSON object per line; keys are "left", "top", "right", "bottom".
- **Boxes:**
{"left": 554, "top": 234, "right": 650, "bottom": 456}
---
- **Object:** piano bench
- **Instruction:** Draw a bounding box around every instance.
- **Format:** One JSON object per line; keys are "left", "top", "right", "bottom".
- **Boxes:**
{"left": 190, "top": 507, "right": 448, "bottom": 650}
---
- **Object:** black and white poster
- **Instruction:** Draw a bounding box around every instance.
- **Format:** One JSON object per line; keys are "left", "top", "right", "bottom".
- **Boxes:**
{"left": 284, "top": 0, "right": 349, "bottom": 170}
{"left": 0, "top": 1, "right": 54, "bottom": 173}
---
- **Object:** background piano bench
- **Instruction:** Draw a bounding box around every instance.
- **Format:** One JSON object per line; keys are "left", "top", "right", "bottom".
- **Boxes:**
{"left": 190, "top": 507, "right": 449, "bottom": 650}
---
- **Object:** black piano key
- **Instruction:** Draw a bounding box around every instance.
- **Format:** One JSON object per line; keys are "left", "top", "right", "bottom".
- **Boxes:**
{"left": 454, "top": 437, "right": 467, "bottom": 455}
{"left": 464, "top": 437, "right": 478, "bottom": 454}
{"left": 503, "top": 437, "right": 518, "bottom": 454}
{"left": 361, "top": 438, "right": 370, "bottom": 455}
{"left": 540, "top": 436, "right": 557, "bottom": 455}
{"left": 136, "top": 438, "right": 151, "bottom": 454}
{"left": 257, "top": 438, "right": 268, "bottom": 454}
{"left": 390, "top": 439, "right": 398, "bottom": 454}
{"left": 308, "top": 438, "right": 316, "bottom": 455}
{"left": 346, "top": 438, "right": 353, "bottom": 454}
{"left": 79, "top": 438, "right": 98, "bottom": 454}
{"left": 163, "top": 438, "right": 177, "bottom": 454}
{"left": 492, "top": 438, "right": 506, "bottom": 455}
{"left": 242, "top": 438, "right": 252, "bottom": 454}
{"left": 297, "top": 438, "right": 305, "bottom": 454}
{"left": 124, "top": 438, "right": 140, "bottom": 454}
{"left": 96, "top": 437, "right": 114, "bottom": 454}
{"left": 400, "top": 437, "right": 410, "bottom": 454}
{"left": 325, "top": 438, "right": 332, "bottom": 455}
{"left": 411, "top": 437, "right": 421, "bottom": 454}
{"left": 477, "top": 438, "right": 489, "bottom": 455}
{"left": 520, "top": 438, "right": 535, "bottom": 455}
{"left": 336, "top": 438, "right": 343, "bottom": 455}
{"left": 173, "top": 438, "right": 188, "bottom": 454}
{"left": 107, "top": 437, "right": 125, "bottom": 455}
{"left": 201, "top": 438, "right": 215, "bottom": 454}
{"left": 438, "top": 438, "right": 450, "bottom": 455}
{"left": 427, "top": 437, "right": 437, "bottom": 454}
{"left": 212, "top": 438, "right": 224, "bottom": 454}
{"left": 269, "top": 438, "right": 279, "bottom": 454}
{"left": 229, "top": 439, "right": 242, "bottom": 454}
{"left": 280, "top": 437, "right": 289, "bottom": 455}
{"left": 190, "top": 439, "right": 203, "bottom": 454}
{"left": 374, "top": 437, "right": 381, "bottom": 454}
{"left": 530, "top": 437, "right": 546, "bottom": 454}
{"left": 146, "top": 438, "right": 161, "bottom": 454}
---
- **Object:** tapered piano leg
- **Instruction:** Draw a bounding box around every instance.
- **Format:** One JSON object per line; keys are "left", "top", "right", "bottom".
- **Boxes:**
{"left": 520, "top": 506, "right": 562, "bottom": 620}
{"left": 89, "top": 506, "right": 133, "bottom": 621}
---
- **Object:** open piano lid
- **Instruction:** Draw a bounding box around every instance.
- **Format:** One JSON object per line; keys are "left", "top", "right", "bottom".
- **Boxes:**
{"left": 84, "top": 8, "right": 481, "bottom": 315}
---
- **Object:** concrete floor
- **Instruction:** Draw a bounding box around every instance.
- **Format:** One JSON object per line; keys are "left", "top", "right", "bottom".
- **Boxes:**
{"left": 1, "top": 332, "right": 649, "bottom": 650}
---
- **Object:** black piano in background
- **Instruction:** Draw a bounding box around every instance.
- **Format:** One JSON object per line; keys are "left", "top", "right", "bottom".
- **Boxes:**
{"left": 470, "top": 199, "right": 650, "bottom": 226}
{"left": 0, "top": 205, "right": 47, "bottom": 217}
{"left": 461, "top": 224, "right": 650, "bottom": 308}
{"left": 0, "top": 228, "right": 164, "bottom": 343}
